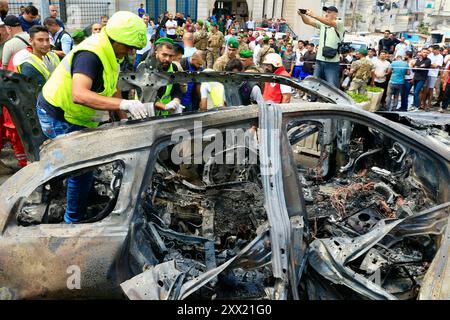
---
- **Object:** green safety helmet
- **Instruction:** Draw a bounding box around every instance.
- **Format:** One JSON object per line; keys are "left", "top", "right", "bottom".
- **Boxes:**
{"left": 105, "top": 11, "right": 147, "bottom": 49}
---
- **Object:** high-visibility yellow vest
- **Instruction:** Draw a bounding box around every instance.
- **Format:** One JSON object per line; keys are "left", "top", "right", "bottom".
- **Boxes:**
{"left": 155, "top": 63, "right": 174, "bottom": 117}
{"left": 17, "top": 51, "right": 60, "bottom": 80}
{"left": 42, "top": 30, "right": 119, "bottom": 128}
{"left": 209, "top": 82, "right": 225, "bottom": 108}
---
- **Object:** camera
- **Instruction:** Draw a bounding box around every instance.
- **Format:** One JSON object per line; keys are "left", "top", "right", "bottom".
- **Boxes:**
{"left": 298, "top": 9, "right": 307, "bottom": 14}
{"left": 339, "top": 42, "right": 352, "bottom": 54}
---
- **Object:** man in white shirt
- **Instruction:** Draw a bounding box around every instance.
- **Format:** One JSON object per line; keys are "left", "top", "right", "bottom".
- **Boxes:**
{"left": 367, "top": 48, "right": 377, "bottom": 62}
{"left": 253, "top": 36, "right": 263, "bottom": 65}
{"left": 371, "top": 50, "right": 391, "bottom": 107}
{"left": 394, "top": 37, "right": 408, "bottom": 58}
{"left": 165, "top": 13, "right": 178, "bottom": 39}
{"left": 246, "top": 17, "right": 255, "bottom": 30}
{"left": 292, "top": 40, "right": 307, "bottom": 80}
{"left": 425, "top": 45, "right": 444, "bottom": 109}
{"left": 226, "top": 17, "right": 233, "bottom": 30}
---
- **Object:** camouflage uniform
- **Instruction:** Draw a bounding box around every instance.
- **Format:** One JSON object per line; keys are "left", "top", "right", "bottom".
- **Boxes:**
{"left": 194, "top": 29, "right": 208, "bottom": 51}
{"left": 213, "top": 53, "right": 241, "bottom": 71}
{"left": 206, "top": 30, "right": 224, "bottom": 69}
{"left": 257, "top": 45, "right": 275, "bottom": 66}
{"left": 238, "top": 42, "right": 249, "bottom": 52}
{"left": 348, "top": 57, "right": 374, "bottom": 95}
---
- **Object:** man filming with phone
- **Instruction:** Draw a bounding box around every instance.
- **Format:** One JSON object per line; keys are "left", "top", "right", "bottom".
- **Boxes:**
{"left": 298, "top": 6, "right": 344, "bottom": 88}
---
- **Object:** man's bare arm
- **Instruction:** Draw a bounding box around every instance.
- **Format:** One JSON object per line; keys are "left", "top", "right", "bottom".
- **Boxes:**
{"left": 299, "top": 12, "right": 318, "bottom": 28}
{"left": 306, "top": 10, "right": 337, "bottom": 28}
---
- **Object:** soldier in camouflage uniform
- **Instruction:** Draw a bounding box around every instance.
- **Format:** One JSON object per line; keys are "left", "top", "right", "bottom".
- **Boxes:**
{"left": 213, "top": 38, "right": 240, "bottom": 71}
{"left": 194, "top": 20, "right": 208, "bottom": 51}
{"left": 240, "top": 49, "right": 262, "bottom": 72}
{"left": 206, "top": 23, "right": 224, "bottom": 69}
{"left": 256, "top": 36, "right": 275, "bottom": 67}
{"left": 237, "top": 33, "right": 249, "bottom": 52}
{"left": 348, "top": 48, "right": 374, "bottom": 95}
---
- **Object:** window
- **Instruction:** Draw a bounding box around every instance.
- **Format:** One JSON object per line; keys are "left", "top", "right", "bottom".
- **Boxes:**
{"left": 16, "top": 161, "right": 124, "bottom": 226}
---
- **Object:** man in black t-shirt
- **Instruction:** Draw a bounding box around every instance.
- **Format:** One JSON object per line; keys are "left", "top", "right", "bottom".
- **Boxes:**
{"left": 412, "top": 48, "right": 432, "bottom": 109}
{"left": 378, "top": 30, "right": 394, "bottom": 54}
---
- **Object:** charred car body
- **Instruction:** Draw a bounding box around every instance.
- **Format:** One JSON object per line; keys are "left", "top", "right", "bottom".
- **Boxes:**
{"left": 0, "top": 69, "right": 449, "bottom": 300}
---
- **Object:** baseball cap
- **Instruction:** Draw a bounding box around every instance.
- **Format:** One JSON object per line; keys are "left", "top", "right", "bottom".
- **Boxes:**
{"left": 323, "top": 6, "right": 339, "bottom": 13}
{"left": 3, "top": 15, "right": 21, "bottom": 27}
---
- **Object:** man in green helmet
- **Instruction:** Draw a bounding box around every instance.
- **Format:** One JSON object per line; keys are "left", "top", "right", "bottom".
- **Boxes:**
{"left": 36, "top": 11, "right": 149, "bottom": 224}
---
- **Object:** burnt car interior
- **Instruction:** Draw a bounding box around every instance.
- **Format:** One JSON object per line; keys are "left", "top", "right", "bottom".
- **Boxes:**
{"left": 288, "top": 117, "right": 448, "bottom": 299}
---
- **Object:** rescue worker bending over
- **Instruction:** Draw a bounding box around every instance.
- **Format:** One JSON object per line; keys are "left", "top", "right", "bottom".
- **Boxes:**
{"left": 147, "top": 37, "right": 185, "bottom": 116}
{"left": 36, "top": 11, "right": 149, "bottom": 223}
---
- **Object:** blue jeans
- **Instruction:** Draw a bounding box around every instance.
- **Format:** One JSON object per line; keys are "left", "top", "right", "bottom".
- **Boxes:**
{"left": 293, "top": 66, "right": 302, "bottom": 80}
{"left": 413, "top": 80, "right": 426, "bottom": 108}
{"left": 37, "top": 105, "right": 93, "bottom": 223}
{"left": 386, "top": 83, "right": 404, "bottom": 111}
{"left": 313, "top": 60, "right": 340, "bottom": 88}
{"left": 401, "top": 80, "right": 413, "bottom": 111}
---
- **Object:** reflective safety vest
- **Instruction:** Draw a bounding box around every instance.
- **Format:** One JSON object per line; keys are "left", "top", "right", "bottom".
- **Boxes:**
{"left": 17, "top": 52, "right": 60, "bottom": 81}
{"left": 204, "top": 82, "right": 225, "bottom": 109}
{"left": 155, "top": 63, "right": 174, "bottom": 117}
{"left": 42, "top": 29, "right": 119, "bottom": 128}
{"left": 263, "top": 67, "right": 291, "bottom": 104}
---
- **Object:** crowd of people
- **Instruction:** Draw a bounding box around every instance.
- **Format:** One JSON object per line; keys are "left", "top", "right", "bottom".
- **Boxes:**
{"left": 341, "top": 32, "right": 449, "bottom": 113}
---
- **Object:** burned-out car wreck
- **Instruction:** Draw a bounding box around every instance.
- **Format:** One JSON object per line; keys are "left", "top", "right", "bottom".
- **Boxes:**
{"left": 0, "top": 69, "right": 449, "bottom": 300}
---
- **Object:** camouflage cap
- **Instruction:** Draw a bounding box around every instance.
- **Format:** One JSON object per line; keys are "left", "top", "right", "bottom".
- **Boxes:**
{"left": 227, "top": 37, "right": 239, "bottom": 49}
{"left": 239, "top": 49, "right": 253, "bottom": 58}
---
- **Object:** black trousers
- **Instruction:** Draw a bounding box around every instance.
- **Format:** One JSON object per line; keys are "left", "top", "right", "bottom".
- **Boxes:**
{"left": 375, "top": 81, "right": 388, "bottom": 106}
{"left": 442, "top": 85, "right": 450, "bottom": 110}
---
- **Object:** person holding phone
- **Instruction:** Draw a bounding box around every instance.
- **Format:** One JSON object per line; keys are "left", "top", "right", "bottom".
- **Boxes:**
{"left": 298, "top": 6, "right": 344, "bottom": 88}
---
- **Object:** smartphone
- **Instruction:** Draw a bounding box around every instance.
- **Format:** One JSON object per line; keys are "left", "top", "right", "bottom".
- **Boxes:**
{"left": 298, "top": 9, "right": 307, "bottom": 14}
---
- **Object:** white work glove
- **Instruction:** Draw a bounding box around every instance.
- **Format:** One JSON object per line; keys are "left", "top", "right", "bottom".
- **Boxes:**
{"left": 143, "top": 102, "right": 155, "bottom": 117}
{"left": 164, "top": 100, "right": 179, "bottom": 112}
{"left": 119, "top": 100, "right": 148, "bottom": 120}
{"left": 174, "top": 104, "right": 185, "bottom": 114}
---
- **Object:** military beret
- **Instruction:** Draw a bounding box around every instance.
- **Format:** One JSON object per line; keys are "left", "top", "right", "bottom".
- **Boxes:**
{"left": 239, "top": 49, "right": 253, "bottom": 58}
{"left": 154, "top": 37, "right": 174, "bottom": 46}
{"left": 197, "top": 19, "right": 204, "bottom": 26}
{"left": 227, "top": 37, "right": 239, "bottom": 48}
{"left": 263, "top": 36, "right": 270, "bottom": 42}
{"left": 358, "top": 48, "right": 368, "bottom": 55}
{"left": 210, "top": 22, "right": 217, "bottom": 27}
